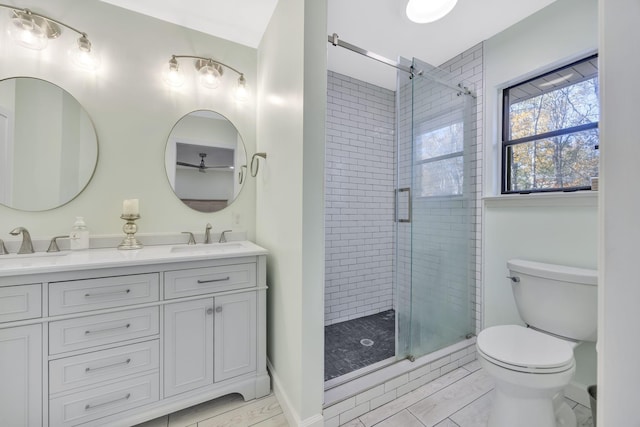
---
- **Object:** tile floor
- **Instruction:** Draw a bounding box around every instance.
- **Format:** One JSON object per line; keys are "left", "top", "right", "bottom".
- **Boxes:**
{"left": 325, "top": 310, "right": 396, "bottom": 381}
{"left": 137, "top": 360, "right": 594, "bottom": 426}
{"left": 134, "top": 393, "right": 288, "bottom": 427}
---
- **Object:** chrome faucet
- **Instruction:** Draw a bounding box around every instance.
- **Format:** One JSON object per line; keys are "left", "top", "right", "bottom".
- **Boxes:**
{"left": 181, "top": 232, "right": 196, "bottom": 245}
{"left": 219, "top": 230, "right": 232, "bottom": 243}
{"left": 204, "top": 223, "right": 212, "bottom": 244}
{"left": 9, "top": 227, "right": 34, "bottom": 254}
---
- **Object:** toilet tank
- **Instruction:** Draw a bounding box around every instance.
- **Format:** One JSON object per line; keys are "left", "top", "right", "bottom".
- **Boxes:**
{"left": 507, "top": 259, "right": 597, "bottom": 342}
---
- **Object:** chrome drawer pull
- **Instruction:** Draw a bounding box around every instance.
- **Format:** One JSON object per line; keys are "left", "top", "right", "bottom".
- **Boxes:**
{"left": 85, "top": 358, "right": 131, "bottom": 373}
{"left": 197, "top": 276, "right": 230, "bottom": 284}
{"left": 84, "top": 289, "right": 131, "bottom": 298}
{"left": 84, "top": 393, "right": 131, "bottom": 410}
{"left": 85, "top": 323, "right": 131, "bottom": 335}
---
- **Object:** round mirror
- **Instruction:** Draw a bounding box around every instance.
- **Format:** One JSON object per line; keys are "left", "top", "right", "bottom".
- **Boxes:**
{"left": 0, "top": 77, "right": 98, "bottom": 211}
{"left": 165, "top": 110, "right": 247, "bottom": 213}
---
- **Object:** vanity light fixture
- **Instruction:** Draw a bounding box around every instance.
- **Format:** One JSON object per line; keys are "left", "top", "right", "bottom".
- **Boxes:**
{"left": 406, "top": 0, "right": 458, "bottom": 23}
{"left": 164, "top": 56, "right": 184, "bottom": 87}
{"left": 165, "top": 55, "right": 248, "bottom": 101}
{"left": 0, "top": 4, "right": 100, "bottom": 70}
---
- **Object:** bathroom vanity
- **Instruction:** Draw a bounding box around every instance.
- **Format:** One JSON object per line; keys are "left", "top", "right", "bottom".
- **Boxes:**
{"left": 0, "top": 241, "right": 269, "bottom": 427}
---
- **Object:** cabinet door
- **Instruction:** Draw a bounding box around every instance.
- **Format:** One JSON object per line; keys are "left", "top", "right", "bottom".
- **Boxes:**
{"left": 0, "top": 324, "right": 42, "bottom": 426}
{"left": 214, "top": 292, "right": 257, "bottom": 382}
{"left": 164, "top": 298, "right": 214, "bottom": 397}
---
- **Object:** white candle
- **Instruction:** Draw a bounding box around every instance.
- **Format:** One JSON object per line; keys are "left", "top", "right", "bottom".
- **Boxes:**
{"left": 123, "top": 198, "right": 139, "bottom": 216}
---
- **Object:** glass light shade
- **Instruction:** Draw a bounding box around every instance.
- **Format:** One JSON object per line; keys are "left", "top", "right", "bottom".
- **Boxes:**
{"left": 163, "top": 59, "right": 184, "bottom": 87}
{"left": 235, "top": 75, "right": 249, "bottom": 102}
{"left": 8, "top": 14, "right": 48, "bottom": 50}
{"left": 406, "top": 0, "right": 458, "bottom": 23}
{"left": 198, "top": 62, "right": 222, "bottom": 89}
{"left": 69, "top": 35, "right": 100, "bottom": 71}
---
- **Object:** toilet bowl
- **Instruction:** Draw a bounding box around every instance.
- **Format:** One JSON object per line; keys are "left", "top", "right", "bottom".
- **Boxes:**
{"left": 478, "top": 260, "right": 597, "bottom": 427}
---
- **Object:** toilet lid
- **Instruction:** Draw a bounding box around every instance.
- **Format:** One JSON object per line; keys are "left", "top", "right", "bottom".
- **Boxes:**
{"left": 477, "top": 325, "right": 574, "bottom": 371}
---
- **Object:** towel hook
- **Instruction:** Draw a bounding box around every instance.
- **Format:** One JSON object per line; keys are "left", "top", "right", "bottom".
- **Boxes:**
{"left": 250, "top": 152, "right": 267, "bottom": 177}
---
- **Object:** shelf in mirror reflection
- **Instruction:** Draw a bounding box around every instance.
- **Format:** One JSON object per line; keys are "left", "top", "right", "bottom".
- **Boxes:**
{"left": 165, "top": 110, "right": 247, "bottom": 213}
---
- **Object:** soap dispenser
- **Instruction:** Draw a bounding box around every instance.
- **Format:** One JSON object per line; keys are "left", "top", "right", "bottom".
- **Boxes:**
{"left": 70, "top": 217, "right": 90, "bottom": 250}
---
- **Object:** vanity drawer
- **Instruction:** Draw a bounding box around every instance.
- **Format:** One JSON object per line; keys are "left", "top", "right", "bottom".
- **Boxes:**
{"left": 49, "top": 273, "right": 159, "bottom": 315}
{"left": 49, "top": 373, "right": 159, "bottom": 427}
{"left": 49, "top": 340, "right": 160, "bottom": 394}
{"left": 49, "top": 307, "right": 159, "bottom": 355}
{"left": 0, "top": 284, "right": 41, "bottom": 322}
{"left": 164, "top": 263, "right": 256, "bottom": 299}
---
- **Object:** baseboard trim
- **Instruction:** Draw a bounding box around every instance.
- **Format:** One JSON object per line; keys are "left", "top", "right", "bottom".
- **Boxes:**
{"left": 267, "top": 359, "right": 324, "bottom": 427}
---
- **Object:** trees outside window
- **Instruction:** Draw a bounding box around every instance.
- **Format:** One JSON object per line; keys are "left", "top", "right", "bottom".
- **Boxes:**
{"left": 415, "top": 115, "right": 464, "bottom": 197}
{"left": 502, "top": 54, "right": 599, "bottom": 193}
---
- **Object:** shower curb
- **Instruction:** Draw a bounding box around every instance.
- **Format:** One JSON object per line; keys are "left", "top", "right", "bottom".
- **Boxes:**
{"left": 323, "top": 340, "right": 477, "bottom": 426}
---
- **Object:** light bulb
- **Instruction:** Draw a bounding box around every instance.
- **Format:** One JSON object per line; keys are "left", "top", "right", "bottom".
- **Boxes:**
{"left": 69, "top": 34, "right": 100, "bottom": 71}
{"left": 163, "top": 56, "right": 184, "bottom": 87}
{"left": 8, "top": 11, "right": 48, "bottom": 50}
{"left": 406, "top": 0, "right": 458, "bottom": 23}
{"left": 235, "top": 75, "right": 249, "bottom": 102}
{"left": 198, "top": 61, "right": 222, "bottom": 89}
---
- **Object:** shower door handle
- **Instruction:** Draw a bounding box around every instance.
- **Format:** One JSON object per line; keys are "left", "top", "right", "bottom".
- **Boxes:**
{"left": 396, "top": 187, "right": 412, "bottom": 223}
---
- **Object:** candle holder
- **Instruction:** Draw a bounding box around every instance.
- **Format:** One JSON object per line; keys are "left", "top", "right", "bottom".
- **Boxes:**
{"left": 118, "top": 214, "right": 143, "bottom": 250}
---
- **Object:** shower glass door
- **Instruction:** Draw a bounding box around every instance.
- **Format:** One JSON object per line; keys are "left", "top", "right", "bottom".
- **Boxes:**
{"left": 396, "top": 57, "right": 476, "bottom": 361}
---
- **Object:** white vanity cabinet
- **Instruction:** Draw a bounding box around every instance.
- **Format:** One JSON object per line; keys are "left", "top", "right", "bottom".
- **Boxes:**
{"left": 164, "top": 298, "right": 215, "bottom": 397}
{"left": 0, "top": 242, "right": 269, "bottom": 427}
{"left": 0, "top": 323, "right": 43, "bottom": 427}
{"left": 164, "top": 292, "right": 258, "bottom": 397}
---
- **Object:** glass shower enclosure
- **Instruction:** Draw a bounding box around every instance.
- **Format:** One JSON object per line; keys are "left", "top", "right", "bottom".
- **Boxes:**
{"left": 395, "top": 57, "right": 476, "bottom": 361}
{"left": 324, "top": 34, "right": 478, "bottom": 385}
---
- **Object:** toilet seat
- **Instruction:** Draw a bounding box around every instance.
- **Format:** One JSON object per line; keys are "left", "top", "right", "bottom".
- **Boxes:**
{"left": 477, "top": 325, "right": 575, "bottom": 374}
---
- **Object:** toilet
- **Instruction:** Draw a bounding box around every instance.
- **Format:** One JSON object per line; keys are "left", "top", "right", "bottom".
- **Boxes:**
{"left": 477, "top": 259, "right": 597, "bottom": 427}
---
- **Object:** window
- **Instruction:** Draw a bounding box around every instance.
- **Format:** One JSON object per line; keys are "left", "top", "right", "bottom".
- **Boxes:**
{"left": 415, "top": 112, "right": 464, "bottom": 197}
{"left": 502, "top": 54, "right": 599, "bottom": 194}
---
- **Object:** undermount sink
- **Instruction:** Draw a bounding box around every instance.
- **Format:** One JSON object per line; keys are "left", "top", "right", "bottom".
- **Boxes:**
{"left": 1, "top": 251, "right": 70, "bottom": 260}
{"left": 170, "top": 242, "right": 245, "bottom": 254}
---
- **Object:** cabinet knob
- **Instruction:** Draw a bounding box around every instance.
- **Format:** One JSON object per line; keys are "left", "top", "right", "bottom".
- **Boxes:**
{"left": 206, "top": 308, "right": 214, "bottom": 315}
{"left": 215, "top": 306, "right": 223, "bottom": 313}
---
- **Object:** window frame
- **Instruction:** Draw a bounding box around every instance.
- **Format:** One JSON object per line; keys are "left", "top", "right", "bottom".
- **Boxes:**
{"left": 414, "top": 111, "right": 465, "bottom": 198}
{"left": 501, "top": 54, "right": 599, "bottom": 194}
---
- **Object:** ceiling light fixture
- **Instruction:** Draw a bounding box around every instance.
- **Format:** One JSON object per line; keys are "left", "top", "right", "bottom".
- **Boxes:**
{"left": 406, "top": 0, "right": 458, "bottom": 24}
{"left": 165, "top": 55, "right": 249, "bottom": 102}
{"left": 0, "top": 4, "right": 100, "bottom": 70}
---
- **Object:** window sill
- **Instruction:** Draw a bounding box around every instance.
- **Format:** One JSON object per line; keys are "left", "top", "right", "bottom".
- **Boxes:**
{"left": 483, "top": 191, "right": 598, "bottom": 208}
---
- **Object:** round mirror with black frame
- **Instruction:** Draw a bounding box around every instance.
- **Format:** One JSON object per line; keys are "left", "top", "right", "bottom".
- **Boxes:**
{"left": 0, "top": 77, "right": 98, "bottom": 211}
{"left": 165, "top": 110, "right": 247, "bottom": 213}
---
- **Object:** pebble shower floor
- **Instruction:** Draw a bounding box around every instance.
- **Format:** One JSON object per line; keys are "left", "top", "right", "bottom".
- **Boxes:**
{"left": 324, "top": 309, "right": 395, "bottom": 381}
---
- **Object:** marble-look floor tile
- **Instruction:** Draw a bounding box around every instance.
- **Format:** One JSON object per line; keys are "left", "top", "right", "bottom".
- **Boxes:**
{"left": 449, "top": 391, "right": 492, "bottom": 427}
{"left": 251, "top": 413, "right": 290, "bottom": 427}
{"left": 434, "top": 419, "right": 460, "bottom": 427}
{"left": 374, "top": 409, "right": 425, "bottom": 427}
{"left": 341, "top": 418, "right": 365, "bottom": 427}
{"left": 461, "top": 360, "right": 481, "bottom": 373}
{"left": 168, "top": 394, "right": 245, "bottom": 426}
{"left": 197, "top": 395, "right": 282, "bottom": 427}
{"left": 408, "top": 370, "right": 494, "bottom": 427}
{"left": 359, "top": 368, "right": 470, "bottom": 427}
{"left": 135, "top": 415, "right": 169, "bottom": 427}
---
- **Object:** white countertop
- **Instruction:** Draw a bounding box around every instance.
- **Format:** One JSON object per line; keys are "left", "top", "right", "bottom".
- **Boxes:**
{"left": 0, "top": 241, "right": 268, "bottom": 277}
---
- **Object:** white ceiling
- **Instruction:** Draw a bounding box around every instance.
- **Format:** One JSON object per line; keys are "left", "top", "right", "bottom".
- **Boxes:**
{"left": 327, "top": 0, "right": 557, "bottom": 89}
{"left": 101, "top": 0, "right": 557, "bottom": 89}
{"left": 99, "top": 0, "right": 279, "bottom": 48}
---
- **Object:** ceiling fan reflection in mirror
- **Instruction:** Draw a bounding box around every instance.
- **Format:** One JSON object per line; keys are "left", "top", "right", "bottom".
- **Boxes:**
{"left": 176, "top": 152, "right": 234, "bottom": 173}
